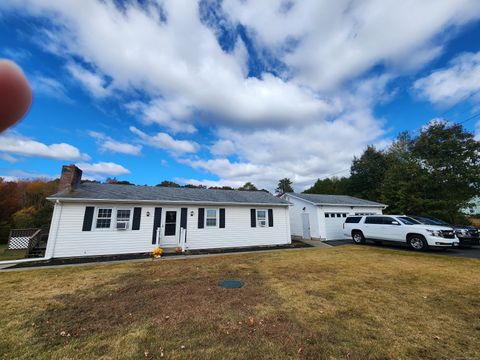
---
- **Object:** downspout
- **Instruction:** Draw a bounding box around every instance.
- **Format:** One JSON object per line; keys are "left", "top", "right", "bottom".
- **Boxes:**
{"left": 44, "top": 200, "right": 62, "bottom": 260}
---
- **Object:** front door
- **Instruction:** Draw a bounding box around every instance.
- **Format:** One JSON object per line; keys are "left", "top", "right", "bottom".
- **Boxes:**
{"left": 160, "top": 208, "right": 180, "bottom": 247}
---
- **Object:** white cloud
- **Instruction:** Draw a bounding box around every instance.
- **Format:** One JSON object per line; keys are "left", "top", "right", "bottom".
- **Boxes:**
{"left": 0, "top": 153, "right": 18, "bottom": 163}
{"left": 30, "top": 75, "right": 73, "bottom": 103}
{"left": 3, "top": 0, "right": 480, "bottom": 189}
{"left": 414, "top": 51, "right": 480, "bottom": 106}
{"left": 210, "top": 139, "right": 236, "bottom": 157}
{"left": 184, "top": 109, "right": 385, "bottom": 190}
{"left": 0, "top": 175, "right": 18, "bottom": 182}
{"left": 88, "top": 131, "right": 142, "bottom": 155}
{"left": 76, "top": 161, "right": 130, "bottom": 176}
{"left": 130, "top": 126, "right": 199, "bottom": 154}
{"left": 175, "top": 177, "right": 245, "bottom": 189}
{"left": 1, "top": 47, "right": 31, "bottom": 62}
{"left": 223, "top": 0, "right": 480, "bottom": 91}
{"left": 126, "top": 100, "right": 197, "bottom": 134}
{"left": 66, "top": 62, "right": 111, "bottom": 98}
{"left": 476, "top": 121, "right": 480, "bottom": 141}
{"left": 1, "top": 169, "right": 54, "bottom": 180}
{"left": 0, "top": 132, "right": 90, "bottom": 161}
{"left": 1, "top": 0, "right": 334, "bottom": 130}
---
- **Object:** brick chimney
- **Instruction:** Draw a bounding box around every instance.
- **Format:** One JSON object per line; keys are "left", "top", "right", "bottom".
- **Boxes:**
{"left": 58, "top": 164, "right": 82, "bottom": 193}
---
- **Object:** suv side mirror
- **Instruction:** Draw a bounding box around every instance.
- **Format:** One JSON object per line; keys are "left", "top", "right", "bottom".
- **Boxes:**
{"left": 391, "top": 221, "right": 400, "bottom": 225}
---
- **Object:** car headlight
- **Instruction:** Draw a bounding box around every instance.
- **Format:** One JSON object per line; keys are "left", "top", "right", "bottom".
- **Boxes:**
{"left": 426, "top": 229, "right": 443, "bottom": 237}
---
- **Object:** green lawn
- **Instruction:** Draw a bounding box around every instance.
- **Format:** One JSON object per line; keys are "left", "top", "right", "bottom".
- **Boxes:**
{"left": 0, "top": 244, "right": 26, "bottom": 261}
{"left": 0, "top": 246, "right": 479, "bottom": 359}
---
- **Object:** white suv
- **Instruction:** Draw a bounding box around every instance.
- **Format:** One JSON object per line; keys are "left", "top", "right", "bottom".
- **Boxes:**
{"left": 343, "top": 215, "right": 460, "bottom": 251}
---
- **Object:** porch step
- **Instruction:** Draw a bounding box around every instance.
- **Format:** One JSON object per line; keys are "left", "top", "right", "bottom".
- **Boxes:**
{"left": 162, "top": 248, "right": 180, "bottom": 254}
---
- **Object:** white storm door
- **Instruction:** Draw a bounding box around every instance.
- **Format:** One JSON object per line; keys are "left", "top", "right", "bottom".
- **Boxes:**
{"left": 160, "top": 208, "right": 180, "bottom": 247}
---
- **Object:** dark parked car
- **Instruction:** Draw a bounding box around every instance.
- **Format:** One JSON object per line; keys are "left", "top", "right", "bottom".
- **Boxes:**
{"left": 409, "top": 215, "right": 479, "bottom": 247}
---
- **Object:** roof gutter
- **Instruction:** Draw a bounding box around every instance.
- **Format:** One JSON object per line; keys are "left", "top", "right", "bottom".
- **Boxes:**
{"left": 46, "top": 197, "right": 289, "bottom": 207}
{"left": 318, "top": 203, "right": 387, "bottom": 208}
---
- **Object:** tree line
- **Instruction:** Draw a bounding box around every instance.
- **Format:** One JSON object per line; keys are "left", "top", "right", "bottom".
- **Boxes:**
{"left": 0, "top": 178, "right": 59, "bottom": 243}
{"left": 304, "top": 122, "right": 480, "bottom": 223}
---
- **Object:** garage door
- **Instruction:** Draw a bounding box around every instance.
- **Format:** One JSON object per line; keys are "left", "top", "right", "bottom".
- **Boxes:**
{"left": 324, "top": 212, "right": 348, "bottom": 240}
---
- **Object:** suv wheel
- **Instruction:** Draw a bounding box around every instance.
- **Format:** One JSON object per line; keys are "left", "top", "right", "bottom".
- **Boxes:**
{"left": 408, "top": 235, "right": 428, "bottom": 251}
{"left": 352, "top": 231, "right": 365, "bottom": 244}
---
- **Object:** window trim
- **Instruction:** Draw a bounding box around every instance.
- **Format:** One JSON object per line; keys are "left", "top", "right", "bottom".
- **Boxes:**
{"left": 256, "top": 209, "right": 268, "bottom": 227}
{"left": 95, "top": 207, "right": 113, "bottom": 230}
{"left": 116, "top": 208, "right": 132, "bottom": 230}
{"left": 205, "top": 208, "right": 219, "bottom": 228}
{"left": 94, "top": 206, "right": 134, "bottom": 231}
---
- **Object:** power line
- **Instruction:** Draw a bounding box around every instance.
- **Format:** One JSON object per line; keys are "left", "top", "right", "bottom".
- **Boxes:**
{"left": 458, "top": 110, "right": 480, "bottom": 125}
{"left": 437, "top": 91, "right": 479, "bottom": 119}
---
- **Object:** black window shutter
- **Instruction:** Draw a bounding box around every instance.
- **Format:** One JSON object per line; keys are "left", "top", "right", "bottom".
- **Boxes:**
{"left": 181, "top": 208, "right": 188, "bottom": 229}
{"left": 250, "top": 209, "right": 256, "bottom": 227}
{"left": 152, "top": 207, "right": 162, "bottom": 244}
{"left": 198, "top": 208, "right": 205, "bottom": 228}
{"left": 82, "top": 206, "right": 95, "bottom": 231}
{"left": 219, "top": 208, "right": 225, "bottom": 228}
{"left": 268, "top": 209, "right": 274, "bottom": 227}
{"left": 132, "top": 207, "right": 142, "bottom": 230}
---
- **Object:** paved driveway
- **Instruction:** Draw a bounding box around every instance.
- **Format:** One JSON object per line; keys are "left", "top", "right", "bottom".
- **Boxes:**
{"left": 325, "top": 239, "right": 480, "bottom": 259}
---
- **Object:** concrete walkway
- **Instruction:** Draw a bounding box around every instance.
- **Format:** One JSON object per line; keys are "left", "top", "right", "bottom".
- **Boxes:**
{"left": 298, "top": 239, "right": 332, "bottom": 248}
{"left": 0, "top": 243, "right": 330, "bottom": 272}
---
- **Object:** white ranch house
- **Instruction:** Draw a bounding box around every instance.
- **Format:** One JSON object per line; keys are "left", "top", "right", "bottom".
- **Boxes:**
{"left": 282, "top": 193, "right": 386, "bottom": 241}
{"left": 45, "top": 165, "right": 291, "bottom": 259}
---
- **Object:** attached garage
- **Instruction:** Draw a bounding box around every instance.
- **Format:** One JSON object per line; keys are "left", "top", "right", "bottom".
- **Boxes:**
{"left": 283, "top": 193, "right": 386, "bottom": 241}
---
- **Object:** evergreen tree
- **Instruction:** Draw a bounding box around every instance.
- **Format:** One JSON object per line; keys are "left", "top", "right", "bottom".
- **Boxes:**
{"left": 275, "top": 178, "right": 294, "bottom": 195}
{"left": 349, "top": 145, "right": 388, "bottom": 201}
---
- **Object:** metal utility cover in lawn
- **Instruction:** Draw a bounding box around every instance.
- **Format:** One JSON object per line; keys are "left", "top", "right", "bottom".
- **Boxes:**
{"left": 219, "top": 280, "right": 243, "bottom": 288}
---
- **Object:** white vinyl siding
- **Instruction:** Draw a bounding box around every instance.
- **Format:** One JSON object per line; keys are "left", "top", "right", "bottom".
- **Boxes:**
{"left": 187, "top": 206, "right": 290, "bottom": 250}
{"left": 46, "top": 202, "right": 290, "bottom": 258}
{"left": 284, "top": 195, "right": 320, "bottom": 239}
{"left": 48, "top": 202, "right": 155, "bottom": 258}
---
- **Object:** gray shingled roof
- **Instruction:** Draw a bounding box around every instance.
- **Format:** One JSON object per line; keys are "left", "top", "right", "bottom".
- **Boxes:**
{"left": 48, "top": 183, "right": 289, "bottom": 205}
{"left": 286, "top": 193, "right": 385, "bottom": 206}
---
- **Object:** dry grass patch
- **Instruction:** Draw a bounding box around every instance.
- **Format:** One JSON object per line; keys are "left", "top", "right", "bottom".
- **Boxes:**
{"left": 0, "top": 246, "right": 479, "bottom": 359}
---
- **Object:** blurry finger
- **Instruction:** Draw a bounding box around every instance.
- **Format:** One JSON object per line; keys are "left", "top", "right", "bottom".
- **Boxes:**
{"left": 0, "top": 60, "right": 32, "bottom": 133}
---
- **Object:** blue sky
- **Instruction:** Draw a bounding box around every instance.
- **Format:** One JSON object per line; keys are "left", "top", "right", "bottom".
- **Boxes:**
{"left": 1, "top": 0, "right": 480, "bottom": 191}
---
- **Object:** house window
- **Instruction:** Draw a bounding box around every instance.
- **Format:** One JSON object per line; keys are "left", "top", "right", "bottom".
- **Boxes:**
{"left": 257, "top": 209, "right": 267, "bottom": 227}
{"left": 116, "top": 209, "right": 131, "bottom": 230}
{"left": 206, "top": 209, "right": 218, "bottom": 227}
{"left": 96, "top": 208, "right": 112, "bottom": 229}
